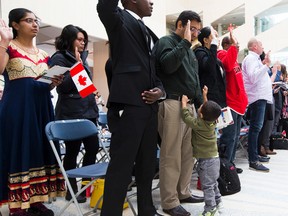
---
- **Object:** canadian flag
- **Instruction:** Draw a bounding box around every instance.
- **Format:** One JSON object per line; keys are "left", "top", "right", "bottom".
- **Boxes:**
{"left": 70, "top": 62, "right": 97, "bottom": 98}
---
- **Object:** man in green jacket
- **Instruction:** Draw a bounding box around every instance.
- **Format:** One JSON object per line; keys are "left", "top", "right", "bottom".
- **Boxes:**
{"left": 155, "top": 10, "right": 204, "bottom": 216}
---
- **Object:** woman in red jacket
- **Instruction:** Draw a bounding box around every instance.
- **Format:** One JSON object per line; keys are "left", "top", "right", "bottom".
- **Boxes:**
{"left": 217, "top": 29, "right": 248, "bottom": 173}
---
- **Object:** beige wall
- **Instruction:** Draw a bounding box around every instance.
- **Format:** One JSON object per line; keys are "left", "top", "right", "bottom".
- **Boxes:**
{"left": 1, "top": 0, "right": 108, "bottom": 39}
{"left": 93, "top": 41, "right": 109, "bottom": 112}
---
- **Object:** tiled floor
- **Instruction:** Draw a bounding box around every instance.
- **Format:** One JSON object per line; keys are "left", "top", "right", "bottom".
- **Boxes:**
{"left": 1, "top": 148, "right": 288, "bottom": 216}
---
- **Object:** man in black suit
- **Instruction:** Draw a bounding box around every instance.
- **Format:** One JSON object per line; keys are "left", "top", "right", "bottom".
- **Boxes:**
{"left": 97, "top": 0, "right": 164, "bottom": 215}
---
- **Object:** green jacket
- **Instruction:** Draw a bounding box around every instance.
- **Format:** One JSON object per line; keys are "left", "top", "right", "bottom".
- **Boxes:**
{"left": 155, "top": 32, "right": 203, "bottom": 107}
{"left": 181, "top": 107, "right": 218, "bottom": 159}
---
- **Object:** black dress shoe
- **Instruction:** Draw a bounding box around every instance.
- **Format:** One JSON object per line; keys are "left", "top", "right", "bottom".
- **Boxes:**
{"left": 180, "top": 195, "right": 204, "bottom": 203}
{"left": 163, "top": 205, "right": 191, "bottom": 216}
{"left": 28, "top": 203, "right": 54, "bottom": 216}
{"left": 236, "top": 167, "right": 243, "bottom": 174}
{"left": 65, "top": 192, "right": 87, "bottom": 203}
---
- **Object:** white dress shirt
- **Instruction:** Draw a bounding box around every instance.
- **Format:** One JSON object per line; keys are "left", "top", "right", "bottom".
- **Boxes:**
{"left": 242, "top": 51, "right": 273, "bottom": 104}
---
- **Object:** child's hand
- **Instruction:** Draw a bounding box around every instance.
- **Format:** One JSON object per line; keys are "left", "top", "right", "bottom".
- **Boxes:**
{"left": 202, "top": 85, "right": 208, "bottom": 103}
{"left": 202, "top": 85, "right": 208, "bottom": 95}
{"left": 182, "top": 95, "right": 188, "bottom": 108}
{"left": 182, "top": 95, "right": 188, "bottom": 103}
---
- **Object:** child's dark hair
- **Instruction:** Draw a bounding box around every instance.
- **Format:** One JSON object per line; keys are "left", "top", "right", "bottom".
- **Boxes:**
{"left": 201, "top": 101, "right": 221, "bottom": 121}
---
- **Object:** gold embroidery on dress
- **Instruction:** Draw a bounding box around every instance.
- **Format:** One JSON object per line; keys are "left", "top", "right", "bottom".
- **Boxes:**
{"left": 6, "top": 42, "right": 49, "bottom": 80}
{"left": 8, "top": 165, "right": 66, "bottom": 209}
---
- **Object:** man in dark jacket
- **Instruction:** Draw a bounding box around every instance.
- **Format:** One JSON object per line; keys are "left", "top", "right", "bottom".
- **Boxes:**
{"left": 97, "top": 0, "right": 164, "bottom": 215}
{"left": 155, "top": 10, "right": 204, "bottom": 216}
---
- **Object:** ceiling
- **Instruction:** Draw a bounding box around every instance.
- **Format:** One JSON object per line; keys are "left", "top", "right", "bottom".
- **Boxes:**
{"left": 37, "top": 0, "right": 288, "bottom": 63}
{"left": 166, "top": 5, "right": 244, "bottom": 32}
{"left": 211, "top": 4, "right": 245, "bottom": 30}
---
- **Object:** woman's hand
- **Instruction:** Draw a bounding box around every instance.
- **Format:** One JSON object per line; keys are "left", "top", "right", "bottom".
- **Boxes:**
{"left": 50, "top": 74, "right": 64, "bottom": 89}
{"left": 0, "top": 19, "right": 13, "bottom": 46}
{"left": 75, "top": 47, "right": 83, "bottom": 63}
{"left": 0, "top": 19, "right": 13, "bottom": 74}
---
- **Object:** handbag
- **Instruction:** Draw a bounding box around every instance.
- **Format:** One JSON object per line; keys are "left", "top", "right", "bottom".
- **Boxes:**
{"left": 282, "top": 96, "right": 288, "bottom": 119}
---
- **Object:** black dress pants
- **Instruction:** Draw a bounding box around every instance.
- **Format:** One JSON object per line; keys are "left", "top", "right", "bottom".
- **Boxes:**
{"left": 101, "top": 105, "right": 158, "bottom": 216}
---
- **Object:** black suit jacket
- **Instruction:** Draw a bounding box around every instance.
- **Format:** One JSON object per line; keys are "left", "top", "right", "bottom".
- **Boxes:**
{"left": 97, "top": 0, "right": 164, "bottom": 107}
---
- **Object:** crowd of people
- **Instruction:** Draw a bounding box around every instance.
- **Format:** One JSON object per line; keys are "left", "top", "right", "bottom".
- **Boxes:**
{"left": 0, "top": 1, "right": 287, "bottom": 216}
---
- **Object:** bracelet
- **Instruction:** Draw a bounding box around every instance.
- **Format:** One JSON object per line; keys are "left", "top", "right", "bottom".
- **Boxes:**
{"left": 0, "top": 44, "right": 8, "bottom": 51}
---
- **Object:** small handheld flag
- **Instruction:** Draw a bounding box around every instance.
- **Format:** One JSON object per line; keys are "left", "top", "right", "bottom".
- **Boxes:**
{"left": 70, "top": 62, "right": 97, "bottom": 98}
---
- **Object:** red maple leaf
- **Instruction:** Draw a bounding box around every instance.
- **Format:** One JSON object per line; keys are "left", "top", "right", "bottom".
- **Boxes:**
{"left": 78, "top": 75, "right": 87, "bottom": 86}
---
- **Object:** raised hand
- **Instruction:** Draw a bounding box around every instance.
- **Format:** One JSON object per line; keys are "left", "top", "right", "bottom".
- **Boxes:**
{"left": 210, "top": 26, "right": 218, "bottom": 39}
{"left": 74, "top": 47, "right": 83, "bottom": 63}
{"left": 184, "top": 20, "right": 191, "bottom": 43}
{"left": 264, "top": 50, "right": 271, "bottom": 66}
{"left": 0, "top": 19, "right": 13, "bottom": 44}
{"left": 202, "top": 85, "right": 208, "bottom": 102}
{"left": 229, "top": 27, "right": 238, "bottom": 46}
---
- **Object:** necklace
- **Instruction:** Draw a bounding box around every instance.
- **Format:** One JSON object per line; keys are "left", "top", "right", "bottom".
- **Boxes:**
{"left": 13, "top": 39, "right": 39, "bottom": 55}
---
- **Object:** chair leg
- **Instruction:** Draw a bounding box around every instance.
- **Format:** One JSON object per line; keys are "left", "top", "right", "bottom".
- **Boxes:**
{"left": 238, "top": 136, "right": 248, "bottom": 159}
{"left": 127, "top": 197, "right": 138, "bottom": 216}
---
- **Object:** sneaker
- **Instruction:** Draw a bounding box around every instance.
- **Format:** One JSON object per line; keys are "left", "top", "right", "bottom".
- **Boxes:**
{"left": 249, "top": 162, "right": 269, "bottom": 172}
{"left": 258, "top": 155, "right": 270, "bottom": 163}
{"left": 199, "top": 208, "right": 218, "bottom": 216}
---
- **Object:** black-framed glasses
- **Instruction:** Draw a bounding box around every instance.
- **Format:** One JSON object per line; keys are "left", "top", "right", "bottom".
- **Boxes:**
{"left": 190, "top": 27, "right": 201, "bottom": 35}
{"left": 20, "top": 18, "right": 41, "bottom": 26}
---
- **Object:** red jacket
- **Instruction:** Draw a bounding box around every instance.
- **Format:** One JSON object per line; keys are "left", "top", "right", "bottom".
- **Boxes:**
{"left": 217, "top": 46, "right": 248, "bottom": 115}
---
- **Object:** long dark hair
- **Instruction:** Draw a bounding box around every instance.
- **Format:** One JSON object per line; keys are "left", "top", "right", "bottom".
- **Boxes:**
{"left": 8, "top": 8, "right": 37, "bottom": 39}
{"left": 55, "top": 24, "right": 88, "bottom": 52}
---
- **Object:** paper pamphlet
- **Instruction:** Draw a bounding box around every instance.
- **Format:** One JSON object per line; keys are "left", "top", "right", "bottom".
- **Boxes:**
{"left": 35, "top": 66, "right": 69, "bottom": 84}
{"left": 272, "top": 81, "right": 288, "bottom": 90}
{"left": 216, "top": 106, "right": 234, "bottom": 129}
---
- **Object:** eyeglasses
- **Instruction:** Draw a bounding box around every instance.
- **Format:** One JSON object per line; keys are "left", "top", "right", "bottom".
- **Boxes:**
{"left": 190, "top": 27, "right": 201, "bottom": 35}
{"left": 20, "top": 18, "right": 41, "bottom": 26}
{"left": 76, "top": 38, "right": 87, "bottom": 44}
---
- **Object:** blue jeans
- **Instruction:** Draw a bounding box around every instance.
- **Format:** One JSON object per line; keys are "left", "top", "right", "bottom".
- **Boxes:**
{"left": 220, "top": 110, "right": 242, "bottom": 163}
{"left": 247, "top": 100, "right": 267, "bottom": 163}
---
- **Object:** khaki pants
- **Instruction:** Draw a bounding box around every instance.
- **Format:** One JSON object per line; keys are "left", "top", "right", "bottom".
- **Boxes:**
{"left": 158, "top": 99, "right": 195, "bottom": 209}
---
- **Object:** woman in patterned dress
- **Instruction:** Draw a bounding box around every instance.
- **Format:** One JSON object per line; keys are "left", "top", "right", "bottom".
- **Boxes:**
{"left": 0, "top": 8, "right": 65, "bottom": 216}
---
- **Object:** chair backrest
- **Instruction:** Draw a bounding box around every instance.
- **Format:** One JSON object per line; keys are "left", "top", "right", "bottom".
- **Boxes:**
{"left": 45, "top": 119, "right": 98, "bottom": 141}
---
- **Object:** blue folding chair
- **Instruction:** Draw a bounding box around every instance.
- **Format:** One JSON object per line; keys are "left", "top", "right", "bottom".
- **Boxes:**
{"left": 45, "top": 119, "right": 109, "bottom": 216}
{"left": 97, "top": 112, "right": 111, "bottom": 162}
